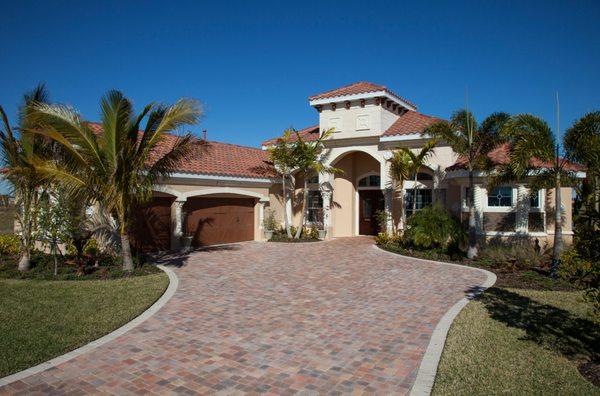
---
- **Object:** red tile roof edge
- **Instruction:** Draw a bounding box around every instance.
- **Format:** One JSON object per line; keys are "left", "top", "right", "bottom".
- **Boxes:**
{"left": 308, "top": 81, "right": 417, "bottom": 109}
{"left": 86, "top": 122, "right": 276, "bottom": 179}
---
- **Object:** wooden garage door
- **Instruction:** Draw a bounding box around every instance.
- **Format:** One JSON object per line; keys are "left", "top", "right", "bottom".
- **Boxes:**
{"left": 185, "top": 197, "right": 255, "bottom": 247}
{"left": 130, "top": 197, "right": 173, "bottom": 253}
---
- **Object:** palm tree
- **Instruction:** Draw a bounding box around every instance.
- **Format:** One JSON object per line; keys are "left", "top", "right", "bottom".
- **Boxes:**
{"left": 388, "top": 140, "right": 436, "bottom": 230}
{"left": 564, "top": 111, "right": 600, "bottom": 216}
{"left": 28, "top": 90, "right": 201, "bottom": 271}
{"left": 495, "top": 114, "right": 577, "bottom": 276}
{"left": 424, "top": 111, "right": 510, "bottom": 258}
{"left": 267, "top": 129, "right": 296, "bottom": 238}
{"left": 0, "top": 84, "right": 50, "bottom": 271}
{"left": 292, "top": 128, "right": 340, "bottom": 239}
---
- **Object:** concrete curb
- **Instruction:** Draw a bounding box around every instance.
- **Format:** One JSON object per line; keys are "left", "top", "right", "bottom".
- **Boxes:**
{"left": 0, "top": 265, "right": 179, "bottom": 387}
{"left": 373, "top": 245, "right": 496, "bottom": 396}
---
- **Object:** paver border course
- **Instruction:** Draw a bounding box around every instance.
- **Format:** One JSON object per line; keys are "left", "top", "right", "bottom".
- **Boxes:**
{"left": 373, "top": 245, "right": 497, "bottom": 396}
{"left": 0, "top": 265, "right": 179, "bottom": 388}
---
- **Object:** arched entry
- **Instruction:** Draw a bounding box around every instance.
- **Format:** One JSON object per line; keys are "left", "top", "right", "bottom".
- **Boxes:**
{"left": 327, "top": 150, "right": 386, "bottom": 237}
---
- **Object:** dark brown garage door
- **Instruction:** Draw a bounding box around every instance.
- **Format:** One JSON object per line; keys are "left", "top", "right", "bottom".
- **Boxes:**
{"left": 130, "top": 196, "right": 174, "bottom": 252}
{"left": 185, "top": 197, "right": 255, "bottom": 247}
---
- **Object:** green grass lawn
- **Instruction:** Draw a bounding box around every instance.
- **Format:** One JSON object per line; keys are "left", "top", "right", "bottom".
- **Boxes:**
{"left": 0, "top": 273, "right": 169, "bottom": 378}
{"left": 433, "top": 288, "right": 599, "bottom": 395}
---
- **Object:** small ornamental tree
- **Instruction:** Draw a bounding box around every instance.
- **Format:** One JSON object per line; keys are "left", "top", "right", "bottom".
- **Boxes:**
{"left": 36, "top": 188, "right": 73, "bottom": 276}
{"left": 291, "top": 128, "right": 341, "bottom": 239}
{"left": 267, "top": 129, "right": 297, "bottom": 238}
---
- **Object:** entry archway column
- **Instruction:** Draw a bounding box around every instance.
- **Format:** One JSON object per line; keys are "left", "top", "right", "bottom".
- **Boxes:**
{"left": 384, "top": 188, "right": 394, "bottom": 235}
{"left": 320, "top": 189, "right": 332, "bottom": 239}
{"left": 171, "top": 199, "right": 186, "bottom": 251}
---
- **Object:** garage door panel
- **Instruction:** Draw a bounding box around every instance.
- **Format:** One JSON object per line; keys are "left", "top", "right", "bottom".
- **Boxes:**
{"left": 185, "top": 197, "right": 255, "bottom": 247}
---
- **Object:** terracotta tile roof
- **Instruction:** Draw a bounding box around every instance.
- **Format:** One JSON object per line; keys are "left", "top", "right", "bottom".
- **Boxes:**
{"left": 382, "top": 111, "right": 443, "bottom": 137}
{"left": 87, "top": 122, "right": 275, "bottom": 179}
{"left": 446, "top": 143, "right": 584, "bottom": 172}
{"left": 261, "top": 125, "right": 320, "bottom": 146}
{"left": 308, "top": 81, "right": 417, "bottom": 108}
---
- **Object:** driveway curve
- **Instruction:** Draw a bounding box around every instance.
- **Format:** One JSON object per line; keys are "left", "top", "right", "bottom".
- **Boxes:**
{"left": 0, "top": 237, "right": 488, "bottom": 395}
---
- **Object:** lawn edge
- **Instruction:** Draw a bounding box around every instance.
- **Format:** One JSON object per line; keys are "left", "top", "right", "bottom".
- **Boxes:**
{"left": 372, "top": 245, "right": 497, "bottom": 396}
{"left": 0, "top": 265, "right": 178, "bottom": 387}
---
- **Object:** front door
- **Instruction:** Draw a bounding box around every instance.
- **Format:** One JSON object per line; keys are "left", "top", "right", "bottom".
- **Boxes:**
{"left": 359, "top": 190, "right": 384, "bottom": 235}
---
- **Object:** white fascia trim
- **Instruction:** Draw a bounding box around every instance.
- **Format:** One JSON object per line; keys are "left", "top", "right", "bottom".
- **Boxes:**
{"left": 480, "top": 231, "right": 574, "bottom": 237}
{"left": 447, "top": 169, "right": 587, "bottom": 179}
{"left": 309, "top": 91, "right": 417, "bottom": 112}
{"left": 380, "top": 133, "right": 423, "bottom": 142}
{"left": 169, "top": 172, "right": 276, "bottom": 184}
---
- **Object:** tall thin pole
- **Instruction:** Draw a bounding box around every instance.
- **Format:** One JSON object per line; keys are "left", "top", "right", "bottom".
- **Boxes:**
{"left": 551, "top": 91, "right": 563, "bottom": 277}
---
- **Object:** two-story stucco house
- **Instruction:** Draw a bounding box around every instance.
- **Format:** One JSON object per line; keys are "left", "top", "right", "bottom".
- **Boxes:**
{"left": 134, "top": 81, "right": 582, "bottom": 252}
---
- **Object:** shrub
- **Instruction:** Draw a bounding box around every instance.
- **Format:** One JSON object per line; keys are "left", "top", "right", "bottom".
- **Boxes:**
{"left": 404, "top": 205, "right": 465, "bottom": 250}
{"left": 0, "top": 234, "right": 20, "bottom": 255}
{"left": 262, "top": 209, "right": 279, "bottom": 231}
{"left": 82, "top": 238, "right": 99, "bottom": 256}
{"left": 558, "top": 247, "right": 598, "bottom": 287}
{"left": 374, "top": 232, "right": 402, "bottom": 246}
{"left": 584, "top": 288, "right": 600, "bottom": 315}
{"left": 479, "top": 240, "right": 545, "bottom": 270}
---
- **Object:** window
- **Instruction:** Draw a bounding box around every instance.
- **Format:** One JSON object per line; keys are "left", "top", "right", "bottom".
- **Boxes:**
{"left": 487, "top": 187, "right": 513, "bottom": 207}
{"left": 307, "top": 191, "right": 323, "bottom": 223}
{"left": 358, "top": 175, "right": 380, "bottom": 187}
{"left": 406, "top": 189, "right": 432, "bottom": 215}
{"left": 530, "top": 190, "right": 540, "bottom": 208}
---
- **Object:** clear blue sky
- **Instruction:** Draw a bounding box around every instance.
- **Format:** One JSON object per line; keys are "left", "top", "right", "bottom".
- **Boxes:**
{"left": 1, "top": 0, "right": 599, "bottom": 148}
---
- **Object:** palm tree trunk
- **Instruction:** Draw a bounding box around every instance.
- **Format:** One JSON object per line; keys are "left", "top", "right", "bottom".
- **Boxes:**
{"left": 467, "top": 168, "right": 478, "bottom": 259}
{"left": 18, "top": 249, "right": 31, "bottom": 272}
{"left": 595, "top": 174, "right": 600, "bottom": 216}
{"left": 294, "top": 178, "right": 308, "bottom": 239}
{"left": 283, "top": 175, "right": 292, "bottom": 238}
{"left": 412, "top": 173, "right": 418, "bottom": 216}
{"left": 120, "top": 231, "right": 134, "bottom": 272}
{"left": 551, "top": 177, "right": 563, "bottom": 278}
{"left": 399, "top": 189, "right": 406, "bottom": 234}
{"left": 18, "top": 191, "right": 32, "bottom": 272}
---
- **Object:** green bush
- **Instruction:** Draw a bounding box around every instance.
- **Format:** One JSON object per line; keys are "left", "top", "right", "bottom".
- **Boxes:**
{"left": 0, "top": 234, "right": 20, "bottom": 255}
{"left": 374, "top": 232, "right": 402, "bottom": 246}
{"left": 584, "top": 288, "right": 600, "bottom": 315}
{"left": 82, "top": 238, "right": 99, "bottom": 256}
{"left": 404, "top": 205, "right": 465, "bottom": 250}
{"left": 479, "top": 240, "right": 545, "bottom": 270}
{"left": 558, "top": 247, "right": 598, "bottom": 287}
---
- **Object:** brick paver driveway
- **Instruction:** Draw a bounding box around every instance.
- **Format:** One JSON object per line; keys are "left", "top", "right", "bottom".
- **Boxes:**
{"left": 1, "top": 237, "right": 488, "bottom": 395}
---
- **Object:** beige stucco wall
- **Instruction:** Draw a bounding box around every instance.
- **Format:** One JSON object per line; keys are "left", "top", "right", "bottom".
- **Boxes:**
{"left": 319, "top": 98, "right": 400, "bottom": 140}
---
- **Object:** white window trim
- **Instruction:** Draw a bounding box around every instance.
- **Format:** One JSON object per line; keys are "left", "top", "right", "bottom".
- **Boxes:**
{"left": 528, "top": 189, "right": 545, "bottom": 213}
{"left": 484, "top": 186, "right": 516, "bottom": 213}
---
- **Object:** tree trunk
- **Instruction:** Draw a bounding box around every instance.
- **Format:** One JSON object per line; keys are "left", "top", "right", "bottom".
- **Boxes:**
{"left": 595, "top": 174, "right": 600, "bottom": 218}
{"left": 399, "top": 188, "right": 406, "bottom": 234}
{"left": 18, "top": 249, "right": 31, "bottom": 272}
{"left": 283, "top": 175, "right": 292, "bottom": 238}
{"left": 294, "top": 178, "right": 308, "bottom": 239}
{"left": 52, "top": 244, "right": 58, "bottom": 277}
{"left": 120, "top": 231, "right": 134, "bottom": 272}
{"left": 551, "top": 178, "right": 563, "bottom": 278}
{"left": 412, "top": 173, "right": 418, "bottom": 216}
{"left": 467, "top": 169, "right": 478, "bottom": 259}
